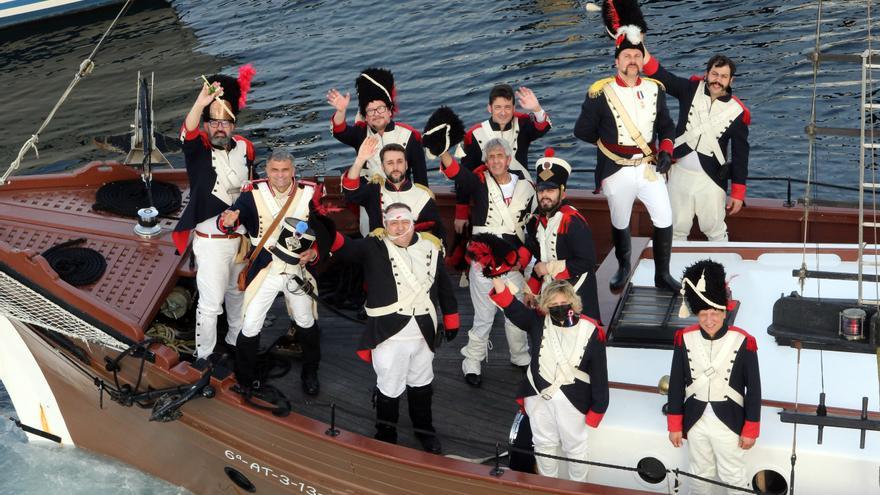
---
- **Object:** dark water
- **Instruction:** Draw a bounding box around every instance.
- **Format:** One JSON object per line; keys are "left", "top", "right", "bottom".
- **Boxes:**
{"left": 0, "top": 0, "right": 876, "bottom": 491}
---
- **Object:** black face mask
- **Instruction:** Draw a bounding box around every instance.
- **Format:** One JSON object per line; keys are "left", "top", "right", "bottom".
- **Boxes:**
{"left": 548, "top": 304, "right": 577, "bottom": 327}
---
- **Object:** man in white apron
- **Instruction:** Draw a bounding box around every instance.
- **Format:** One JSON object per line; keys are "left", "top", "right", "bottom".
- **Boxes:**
{"left": 642, "top": 50, "right": 750, "bottom": 242}
{"left": 172, "top": 67, "right": 256, "bottom": 363}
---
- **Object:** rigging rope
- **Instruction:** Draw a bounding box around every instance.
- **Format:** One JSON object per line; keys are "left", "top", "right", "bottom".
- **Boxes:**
{"left": 0, "top": 0, "right": 135, "bottom": 186}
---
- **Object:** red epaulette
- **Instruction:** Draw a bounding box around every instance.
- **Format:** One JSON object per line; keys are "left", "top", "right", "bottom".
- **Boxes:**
{"left": 689, "top": 75, "right": 702, "bottom": 83}
{"left": 728, "top": 325, "right": 758, "bottom": 352}
{"left": 232, "top": 135, "right": 255, "bottom": 161}
{"left": 355, "top": 121, "right": 368, "bottom": 129}
{"left": 242, "top": 178, "right": 268, "bottom": 192}
{"left": 674, "top": 324, "right": 701, "bottom": 346}
{"left": 463, "top": 123, "right": 481, "bottom": 145}
{"left": 558, "top": 205, "right": 587, "bottom": 233}
{"left": 395, "top": 121, "right": 422, "bottom": 141}
{"left": 473, "top": 164, "right": 488, "bottom": 183}
{"left": 581, "top": 315, "right": 606, "bottom": 342}
{"left": 731, "top": 96, "right": 751, "bottom": 125}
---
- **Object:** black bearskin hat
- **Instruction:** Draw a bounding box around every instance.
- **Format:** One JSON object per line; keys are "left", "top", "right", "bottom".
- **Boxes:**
{"left": 356, "top": 67, "right": 395, "bottom": 117}
{"left": 602, "top": 0, "right": 648, "bottom": 57}
{"left": 678, "top": 259, "right": 728, "bottom": 317}
{"left": 423, "top": 106, "right": 465, "bottom": 159}
{"left": 466, "top": 234, "right": 522, "bottom": 278}
{"left": 535, "top": 148, "right": 572, "bottom": 191}
{"left": 201, "top": 64, "right": 256, "bottom": 122}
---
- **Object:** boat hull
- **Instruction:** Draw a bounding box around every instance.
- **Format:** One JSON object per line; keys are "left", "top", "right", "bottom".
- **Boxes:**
{"left": 0, "top": 0, "right": 124, "bottom": 29}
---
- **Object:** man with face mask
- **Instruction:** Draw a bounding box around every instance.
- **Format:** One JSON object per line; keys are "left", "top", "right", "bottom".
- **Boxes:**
{"left": 329, "top": 203, "right": 459, "bottom": 454}
{"left": 438, "top": 139, "right": 536, "bottom": 388}
{"left": 523, "top": 149, "right": 600, "bottom": 322}
{"left": 172, "top": 66, "right": 256, "bottom": 363}
{"left": 342, "top": 137, "right": 446, "bottom": 243}
{"left": 642, "top": 50, "right": 751, "bottom": 242}
{"left": 573, "top": 22, "right": 680, "bottom": 294}
{"left": 327, "top": 67, "right": 427, "bottom": 187}
{"left": 486, "top": 273, "right": 608, "bottom": 483}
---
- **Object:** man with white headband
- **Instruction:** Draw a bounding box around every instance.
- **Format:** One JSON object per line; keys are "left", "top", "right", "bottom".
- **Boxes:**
{"left": 667, "top": 259, "right": 761, "bottom": 494}
{"left": 329, "top": 202, "right": 459, "bottom": 454}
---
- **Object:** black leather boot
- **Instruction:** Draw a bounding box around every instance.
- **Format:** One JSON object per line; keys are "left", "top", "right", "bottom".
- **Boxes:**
{"left": 298, "top": 323, "right": 321, "bottom": 396}
{"left": 234, "top": 333, "right": 261, "bottom": 390}
{"left": 374, "top": 390, "right": 399, "bottom": 444}
{"left": 653, "top": 226, "right": 682, "bottom": 292}
{"left": 407, "top": 384, "right": 442, "bottom": 454}
{"left": 609, "top": 227, "right": 632, "bottom": 291}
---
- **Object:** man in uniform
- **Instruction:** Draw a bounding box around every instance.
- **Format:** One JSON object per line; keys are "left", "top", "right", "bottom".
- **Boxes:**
{"left": 668, "top": 259, "right": 761, "bottom": 493}
{"left": 219, "top": 151, "right": 326, "bottom": 396}
{"left": 326, "top": 67, "right": 427, "bottom": 186}
{"left": 642, "top": 50, "right": 750, "bottom": 242}
{"left": 172, "top": 66, "right": 256, "bottom": 362}
{"left": 438, "top": 139, "right": 535, "bottom": 387}
{"left": 524, "top": 148, "right": 600, "bottom": 323}
{"left": 329, "top": 203, "right": 459, "bottom": 454}
{"left": 573, "top": 31, "right": 681, "bottom": 293}
{"left": 342, "top": 137, "right": 446, "bottom": 243}
{"left": 453, "top": 84, "right": 550, "bottom": 234}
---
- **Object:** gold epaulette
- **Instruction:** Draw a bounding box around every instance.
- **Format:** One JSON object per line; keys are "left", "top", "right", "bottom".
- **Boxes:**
{"left": 414, "top": 183, "right": 435, "bottom": 199}
{"left": 642, "top": 77, "right": 666, "bottom": 91}
{"left": 368, "top": 227, "right": 386, "bottom": 238}
{"left": 368, "top": 174, "right": 385, "bottom": 186}
{"left": 419, "top": 232, "right": 442, "bottom": 250}
{"left": 588, "top": 77, "right": 615, "bottom": 98}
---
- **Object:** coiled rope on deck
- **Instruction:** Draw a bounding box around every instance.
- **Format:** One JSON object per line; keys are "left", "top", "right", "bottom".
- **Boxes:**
{"left": 0, "top": 0, "right": 136, "bottom": 185}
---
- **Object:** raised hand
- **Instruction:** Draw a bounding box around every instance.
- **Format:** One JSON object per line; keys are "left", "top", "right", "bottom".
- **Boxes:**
{"left": 516, "top": 86, "right": 542, "bottom": 113}
{"left": 196, "top": 81, "right": 222, "bottom": 108}
{"left": 326, "top": 88, "right": 351, "bottom": 113}
{"left": 357, "top": 135, "right": 380, "bottom": 162}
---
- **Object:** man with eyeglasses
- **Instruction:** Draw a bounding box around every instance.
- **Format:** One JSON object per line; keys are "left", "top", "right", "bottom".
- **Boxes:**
{"left": 341, "top": 136, "right": 446, "bottom": 243}
{"left": 641, "top": 48, "right": 750, "bottom": 242}
{"left": 327, "top": 68, "right": 428, "bottom": 188}
{"left": 173, "top": 67, "right": 256, "bottom": 364}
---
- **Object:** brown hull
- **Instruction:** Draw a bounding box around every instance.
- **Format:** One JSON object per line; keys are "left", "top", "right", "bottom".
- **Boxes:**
{"left": 0, "top": 162, "right": 867, "bottom": 494}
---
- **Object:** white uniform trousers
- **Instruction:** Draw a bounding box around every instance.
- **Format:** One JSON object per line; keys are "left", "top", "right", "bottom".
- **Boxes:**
{"left": 601, "top": 163, "right": 673, "bottom": 230}
{"left": 372, "top": 318, "right": 434, "bottom": 398}
{"left": 668, "top": 164, "right": 728, "bottom": 242}
{"left": 240, "top": 270, "right": 314, "bottom": 338}
{"left": 524, "top": 392, "right": 591, "bottom": 482}
{"left": 192, "top": 235, "right": 245, "bottom": 359}
{"left": 686, "top": 411, "right": 749, "bottom": 494}
{"left": 461, "top": 264, "right": 530, "bottom": 375}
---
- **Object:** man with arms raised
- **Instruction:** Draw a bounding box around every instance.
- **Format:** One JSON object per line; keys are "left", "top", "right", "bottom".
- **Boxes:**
{"left": 524, "top": 149, "right": 600, "bottom": 322}
{"left": 642, "top": 50, "right": 750, "bottom": 242}
{"left": 439, "top": 139, "right": 536, "bottom": 388}
{"left": 220, "top": 151, "right": 327, "bottom": 397}
{"left": 172, "top": 66, "right": 256, "bottom": 363}
{"left": 329, "top": 203, "right": 459, "bottom": 454}
{"left": 573, "top": 23, "right": 680, "bottom": 293}
{"left": 453, "top": 84, "right": 550, "bottom": 234}
{"left": 342, "top": 136, "right": 445, "bottom": 243}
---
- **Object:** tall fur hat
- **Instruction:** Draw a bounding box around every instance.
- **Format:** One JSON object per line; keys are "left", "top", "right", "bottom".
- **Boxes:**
{"left": 678, "top": 259, "right": 729, "bottom": 317}
{"left": 201, "top": 64, "right": 256, "bottom": 122}
{"left": 602, "top": 0, "right": 648, "bottom": 57}
{"left": 356, "top": 67, "right": 396, "bottom": 117}
{"left": 466, "top": 234, "right": 522, "bottom": 278}
{"left": 423, "top": 106, "right": 465, "bottom": 159}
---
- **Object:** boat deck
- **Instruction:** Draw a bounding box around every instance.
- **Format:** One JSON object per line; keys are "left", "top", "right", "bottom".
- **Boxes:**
{"left": 254, "top": 284, "right": 527, "bottom": 462}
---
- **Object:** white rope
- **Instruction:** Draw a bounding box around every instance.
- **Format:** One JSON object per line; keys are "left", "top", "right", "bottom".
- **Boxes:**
{"left": 0, "top": 0, "right": 134, "bottom": 185}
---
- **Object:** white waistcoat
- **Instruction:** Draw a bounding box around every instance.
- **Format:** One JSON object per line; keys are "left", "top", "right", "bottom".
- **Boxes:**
{"left": 605, "top": 81, "right": 661, "bottom": 148}
{"left": 472, "top": 172, "right": 534, "bottom": 242}
{"left": 362, "top": 125, "right": 412, "bottom": 180}
{"left": 365, "top": 235, "right": 440, "bottom": 327}
{"left": 251, "top": 182, "right": 314, "bottom": 248}
{"left": 211, "top": 145, "right": 249, "bottom": 205}
{"left": 379, "top": 183, "right": 431, "bottom": 219}
{"left": 675, "top": 82, "right": 744, "bottom": 165}
{"left": 682, "top": 329, "right": 745, "bottom": 406}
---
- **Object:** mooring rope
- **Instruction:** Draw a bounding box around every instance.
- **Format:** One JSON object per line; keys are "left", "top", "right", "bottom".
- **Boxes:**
{"left": 0, "top": 0, "right": 136, "bottom": 186}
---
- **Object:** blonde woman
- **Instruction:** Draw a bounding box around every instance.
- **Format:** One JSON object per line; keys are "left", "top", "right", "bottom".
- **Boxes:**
{"left": 489, "top": 276, "right": 609, "bottom": 482}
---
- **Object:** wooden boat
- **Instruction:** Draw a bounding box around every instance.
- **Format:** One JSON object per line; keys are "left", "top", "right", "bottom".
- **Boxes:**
{"left": 0, "top": 157, "right": 878, "bottom": 494}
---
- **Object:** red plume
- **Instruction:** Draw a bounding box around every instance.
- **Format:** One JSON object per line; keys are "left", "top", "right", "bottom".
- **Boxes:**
{"left": 544, "top": 147, "right": 555, "bottom": 158}
{"left": 237, "top": 63, "right": 256, "bottom": 109}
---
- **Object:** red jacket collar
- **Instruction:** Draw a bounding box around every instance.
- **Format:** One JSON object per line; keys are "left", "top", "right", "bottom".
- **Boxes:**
{"left": 615, "top": 74, "right": 642, "bottom": 87}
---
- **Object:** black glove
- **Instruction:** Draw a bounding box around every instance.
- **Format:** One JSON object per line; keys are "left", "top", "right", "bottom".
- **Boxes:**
{"left": 445, "top": 328, "right": 459, "bottom": 342}
{"left": 656, "top": 151, "right": 672, "bottom": 174}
